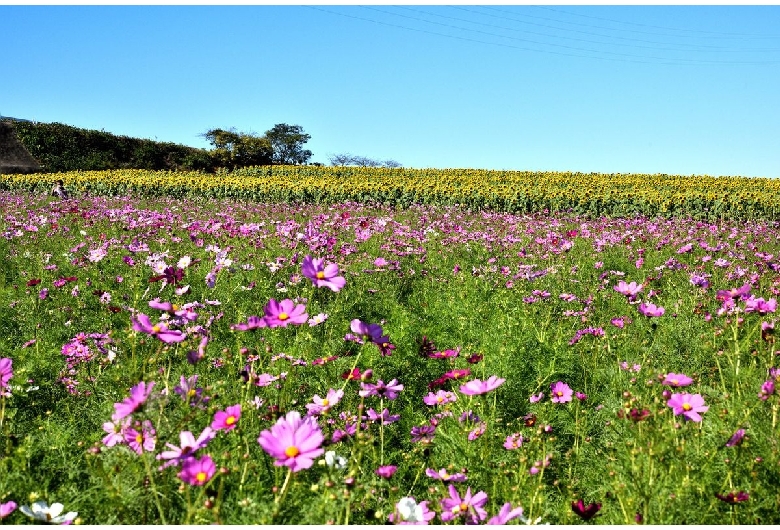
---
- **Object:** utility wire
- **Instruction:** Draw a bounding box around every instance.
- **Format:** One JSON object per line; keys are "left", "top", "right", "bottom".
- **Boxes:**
{"left": 304, "top": 6, "right": 779, "bottom": 65}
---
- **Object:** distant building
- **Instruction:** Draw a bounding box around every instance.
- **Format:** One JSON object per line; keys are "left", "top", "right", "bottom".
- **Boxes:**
{"left": 0, "top": 120, "right": 43, "bottom": 174}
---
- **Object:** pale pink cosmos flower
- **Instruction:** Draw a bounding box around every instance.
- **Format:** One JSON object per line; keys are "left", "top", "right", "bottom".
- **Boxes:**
{"left": 359, "top": 379, "right": 404, "bottom": 400}
{"left": 550, "top": 381, "right": 573, "bottom": 403}
{"left": 662, "top": 373, "right": 693, "bottom": 387}
{"left": 131, "top": 313, "right": 187, "bottom": 343}
{"left": 529, "top": 392, "right": 544, "bottom": 403}
{"left": 504, "top": 433, "right": 524, "bottom": 450}
{"left": 157, "top": 427, "right": 216, "bottom": 470}
{"left": 305, "top": 388, "right": 344, "bottom": 416}
{"left": 667, "top": 393, "right": 709, "bottom": 422}
{"left": 388, "top": 497, "right": 437, "bottom": 525}
{"left": 638, "top": 302, "right": 665, "bottom": 317}
{"left": 614, "top": 280, "right": 643, "bottom": 297}
{"left": 459, "top": 375, "right": 505, "bottom": 396}
{"left": 440, "top": 484, "right": 489, "bottom": 524}
{"left": 258, "top": 411, "right": 324, "bottom": 472}
{"left": 301, "top": 255, "right": 346, "bottom": 292}
{"left": 487, "top": 503, "right": 526, "bottom": 525}
{"left": 425, "top": 468, "right": 467, "bottom": 482}
{"left": 102, "top": 416, "right": 131, "bottom": 447}
{"left": 423, "top": 390, "right": 457, "bottom": 406}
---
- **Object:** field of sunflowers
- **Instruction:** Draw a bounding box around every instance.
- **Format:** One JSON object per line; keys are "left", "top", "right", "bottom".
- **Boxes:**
{"left": 1, "top": 166, "right": 779, "bottom": 220}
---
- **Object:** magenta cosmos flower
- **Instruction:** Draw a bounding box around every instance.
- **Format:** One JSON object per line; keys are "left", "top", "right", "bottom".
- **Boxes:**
{"left": 302, "top": 255, "right": 346, "bottom": 292}
{"left": 487, "top": 503, "right": 525, "bottom": 525}
{"left": 550, "top": 381, "right": 573, "bottom": 403}
{"left": 230, "top": 315, "right": 268, "bottom": 331}
{"left": 178, "top": 454, "right": 216, "bottom": 486}
{"left": 638, "top": 302, "right": 665, "bottom": 317}
{"left": 0, "top": 501, "right": 17, "bottom": 519}
{"left": 211, "top": 404, "right": 241, "bottom": 432}
{"left": 359, "top": 379, "right": 404, "bottom": 400}
{"left": 112, "top": 381, "right": 155, "bottom": 421}
{"left": 667, "top": 393, "right": 709, "bottom": 422}
{"left": 0, "top": 357, "right": 12, "bottom": 389}
{"left": 459, "top": 375, "right": 506, "bottom": 396}
{"left": 263, "top": 298, "right": 308, "bottom": 328}
{"left": 258, "top": 410, "right": 324, "bottom": 472}
{"left": 662, "top": 373, "right": 693, "bottom": 387}
{"left": 440, "top": 484, "right": 489, "bottom": 524}
{"left": 131, "top": 313, "right": 187, "bottom": 343}
{"left": 349, "top": 319, "right": 389, "bottom": 344}
{"left": 423, "top": 390, "right": 457, "bottom": 406}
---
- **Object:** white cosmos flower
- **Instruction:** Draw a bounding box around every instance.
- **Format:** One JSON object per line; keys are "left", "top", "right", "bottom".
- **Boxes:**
{"left": 20, "top": 501, "right": 78, "bottom": 524}
{"left": 396, "top": 497, "right": 424, "bottom": 522}
{"left": 177, "top": 255, "right": 192, "bottom": 269}
{"left": 324, "top": 450, "right": 347, "bottom": 469}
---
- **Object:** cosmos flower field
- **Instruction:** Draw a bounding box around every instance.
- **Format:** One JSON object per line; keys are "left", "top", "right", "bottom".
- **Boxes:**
{"left": 1, "top": 185, "right": 780, "bottom": 524}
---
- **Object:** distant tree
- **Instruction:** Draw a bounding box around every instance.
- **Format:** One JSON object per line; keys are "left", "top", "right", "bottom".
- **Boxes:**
{"left": 264, "top": 123, "right": 312, "bottom": 165}
{"left": 328, "top": 152, "right": 402, "bottom": 168}
{"left": 202, "top": 128, "right": 273, "bottom": 170}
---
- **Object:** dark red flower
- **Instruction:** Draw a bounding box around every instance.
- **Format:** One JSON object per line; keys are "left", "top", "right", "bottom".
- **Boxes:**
{"left": 466, "top": 353, "right": 484, "bottom": 364}
{"left": 523, "top": 413, "right": 537, "bottom": 427}
{"left": 628, "top": 408, "right": 651, "bottom": 422}
{"left": 716, "top": 491, "right": 749, "bottom": 504}
{"left": 418, "top": 335, "right": 436, "bottom": 358}
{"left": 26, "top": 279, "right": 41, "bottom": 287}
{"left": 572, "top": 499, "right": 601, "bottom": 520}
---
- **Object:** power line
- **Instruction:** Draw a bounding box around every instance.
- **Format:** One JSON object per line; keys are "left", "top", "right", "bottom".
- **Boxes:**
{"left": 354, "top": 6, "right": 780, "bottom": 65}
{"left": 406, "top": 6, "right": 780, "bottom": 54}
{"left": 301, "top": 6, "right": 778, "bottom": 65}
{"left": 531, "top": 5, "right": 780, "bottom": 39}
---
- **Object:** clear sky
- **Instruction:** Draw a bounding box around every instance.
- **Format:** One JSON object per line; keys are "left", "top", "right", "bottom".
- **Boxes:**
{"left": 2, "top": 2, "right": 779, "bottom": 177}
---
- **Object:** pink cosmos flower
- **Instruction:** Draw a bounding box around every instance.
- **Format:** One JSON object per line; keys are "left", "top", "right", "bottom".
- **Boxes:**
{"left": 487, "top": 503, "right": 525, "bottom": 525}
{"left": 157, "top": 427, "right": 216, "bottom": 470}
{"left": 425, "top": 468, "right": 467, "bottom": 482}
{"left": 662, "top": 373, "right": 693, "bottom": 387}
{"left": 529, "top": 392, "right": 544, "bottom": 403}
{"left": 230, "top": 315, "right": 268, "bottom": 331}
{"left": 258, "top": 411, "right": 324, "bottom": 472}
{"left": 131, "top": 313, "right": 187, "bottom": 343}
{"left": 638, "top": 302, "right": 665, "bottom": 317}
{"left": 305, "top": 388, "right": 344, "bottom": 416}
{"left": 211, "top": 404, "right": 241, "bottom": 432}
{"left": 0, "top": 501, "right": 16, "bottom": 519}
{"left": 348, "top": 319, "right": 389, "bottom": 344}
{"left": 376, "top": 465, "right": 398, "bottom": 478}
{"left": 0, "top": 357, "right": 12, "bottom": 390}
{"left": 124, "top": 420, "right": 156, "bottom": 455}
{"left": 758, "top": 380, "right": 775, "bottom": 401}
{"left": 504, "top": 433, "right": 524, "bottom": 450}
{"left": 550, "top": 381, "right": 573, "bottom": 403}
{"left": 112, "top": 381, "right": 155, "bottom": 421}
{"left": 178, "top": 454, "right": 216, "bottom": 486}
{"left": 262, "top": 298, "right": 308, "bottom": 328}
{"left": 459, "top": 375, "right": 505, "bottom": 396}
{"left": 667, "top": 393, "right": 709, "bottom": 422}
{"left": 440, "top": 484, "right": 489, "bottom": 524}
{"left": 614, "top": 280, "right": 643, "bottom": 297}
{"left": 423, "top": 390, "right": 457, "bottom": 406}
{"left": 302, "top": 255, "right": 346, "bottom": 292}
{"left": 102, "top": 417, "right": 131, "bottom": 447}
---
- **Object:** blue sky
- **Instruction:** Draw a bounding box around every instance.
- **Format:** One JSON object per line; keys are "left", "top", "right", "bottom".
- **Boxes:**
{"left": 2, "top": 3, "right": 779, "bottom": 177}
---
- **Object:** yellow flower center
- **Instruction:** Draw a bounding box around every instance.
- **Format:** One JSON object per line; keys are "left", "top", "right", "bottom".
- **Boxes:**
{"left": 442, "top": 471, "right": 450, "bottom": 479}
{"left": 187, "top": 389, "right": 196, "bottom": 397}
{"left": 322, "top": 399, "right": 330, "bottom": 407}
{"left": 152, "top": 325, "right": 161, "bottom": 333}
{"left": 196, "top": 471, "right": 207, "bottom": 483}
{"left": 682, "top": 403, "right": 692, "bottom": 411}
{"left": 285, "top": 446, "right": 300, "bottom": 458}
{"left": 556, "top": 391, "right": 564, "bottom": 397}
{"left": 316, "top": 271, "right": 326, "bottom": 279}
{"left": 671, "top": 379, "right": 678, "bottom": 385}
{"left": 437, "top": 396, "right": 444, "bottom": 403}
{"left": 172, "top": 304, "right": 179, "bottom": 311}
{"left": 459, "top": 502, "right": 469, "bottom": 512}
{"left": 278, "top": 312, "right": 289, "bottom": 321}
{"left": 226, "top": 415, "right": 236, "bottom": 425}
{"left": 136, "top": 434, "right": 143, "bottom": 444}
